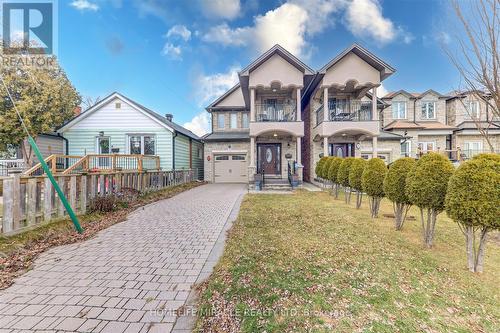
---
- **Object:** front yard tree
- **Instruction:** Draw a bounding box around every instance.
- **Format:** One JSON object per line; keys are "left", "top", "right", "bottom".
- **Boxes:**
{"left": 383, "top": 157, "right": 416, "bottom": 230}
{"left": 327, "top": 157, "right": 343, "bottom": 199}
{"left": 349, "top": 158, "right": 367, "bottom": 209}
{"left": 315, "top": 156, "right": 329, "bottom": 182}
{"left": 337, "top": 157, "right": 355, "bottom": 204}
{"left": 362, "top": 158, "right": 387, "bottom": 218}
{"left": 445, "top": 154, "right": 500, "bottom": 272}
{"left": 0, "top": 57, "right": 80, "bottom": 165}
{"left": 406, "top": 153, "right": 454, "bottom": 248}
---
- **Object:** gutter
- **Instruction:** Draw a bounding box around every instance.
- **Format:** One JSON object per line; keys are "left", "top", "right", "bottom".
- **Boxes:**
{"left": 58, "top": 133, "right": 69, "bottom": 155}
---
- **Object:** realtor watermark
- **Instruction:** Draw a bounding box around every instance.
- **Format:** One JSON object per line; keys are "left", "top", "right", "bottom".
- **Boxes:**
{"left": 0, "top": 0, "right": 58, "bottom": 68}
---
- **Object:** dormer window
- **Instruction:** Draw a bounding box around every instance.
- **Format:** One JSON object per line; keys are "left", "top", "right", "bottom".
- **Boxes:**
{"left": 392, "top": 101, "right": 407, "bottom": 119}
{"left": 421, "top": 101, "right": 436, "bottom": 119}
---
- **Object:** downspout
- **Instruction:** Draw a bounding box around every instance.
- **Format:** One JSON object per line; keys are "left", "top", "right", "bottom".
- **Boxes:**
{"left": 172, "top": 131, "right": 177, "bottom": 170}
{"left": 58, "top": 133, "right": 69, "bottom": 155}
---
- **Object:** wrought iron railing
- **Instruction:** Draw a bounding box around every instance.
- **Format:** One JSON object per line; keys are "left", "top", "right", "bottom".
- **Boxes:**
{"left": 255, "top": 102, "right": 296, "bottom": 122}
{"left": 315, "top": 101, "right": 373, "bottom": 123}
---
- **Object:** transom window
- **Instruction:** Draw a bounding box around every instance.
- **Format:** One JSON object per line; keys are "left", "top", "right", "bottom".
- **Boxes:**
{"left": 217, "top": 114, "right": 225, "bottom": 129}
{"left": 230, "top": 113, "right": 238, "bottom": 129}
{"left": 421, "top": 101, "right": 436, "bottom": 119}
{"left": 392, "top": 101, "right": 407, "bottom": 119}
{"left": 418, "top": 141, "right": 435, "bottom": 153}
{"left": 127, "top": 135, "right": 155, "bottom": 155}
{"left": 466, "top": 101, "right": 480, "bottom": 119}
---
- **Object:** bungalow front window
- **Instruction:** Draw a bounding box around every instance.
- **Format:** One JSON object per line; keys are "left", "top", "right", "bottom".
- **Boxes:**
{"left": 421, "top": 101, "right": 436, "bottom": 119}
{"left": 392, "top": 101, "right": 407, "bottom": 119}
{"left": 128, "top": 135, "right": 155, "bottom": 155}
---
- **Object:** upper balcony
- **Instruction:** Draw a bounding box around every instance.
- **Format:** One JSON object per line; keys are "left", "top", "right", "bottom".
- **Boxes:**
{"left": 313, "top": 99, "right": 380, "bottom": 139}
{"left": 250, "top": 86, "right": 304, "bottom": 137}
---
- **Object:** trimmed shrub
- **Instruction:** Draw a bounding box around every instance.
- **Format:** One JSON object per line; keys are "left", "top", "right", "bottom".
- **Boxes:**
{"left": 445, "top": 156, "right": 500, "bottom": 272}
{"left": 327, "top": 157, "right": 343, "bottom": 199}
{"left": 406, "top": 153, "right": 454, "bottom": 248}
{"left": 472, "top": 153, "right": 500, "bottom": 162}
{"left": 315, "top": 156, "right": 329, "bottom": 180}
{"left": 362, "top": 158, "right": 387, "bottom": 218}
{"left": 337, "top": 157, "right": 355, "bottom": 203}
{"left": 349, "top": 158, "right": 367, "bottom": 208}
{"left": 322, "top": 157, "right": 335, "bottom": 185}
{"left": 383, "top": 158, "right": 416, "bottom": 230}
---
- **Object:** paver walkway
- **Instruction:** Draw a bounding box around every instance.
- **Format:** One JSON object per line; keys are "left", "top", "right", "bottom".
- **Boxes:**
{"left": 0, "top": 184, "right": 246, "bottom": 333}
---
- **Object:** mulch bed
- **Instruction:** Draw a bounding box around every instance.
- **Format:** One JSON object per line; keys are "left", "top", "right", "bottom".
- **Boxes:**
{"left": 0, "top": 181, "right": 205, "bottom": 290}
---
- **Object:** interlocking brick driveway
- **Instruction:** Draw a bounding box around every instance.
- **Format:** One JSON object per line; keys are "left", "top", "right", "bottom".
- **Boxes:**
{"left": 0, "top": 184, "right": 246, "bottom": 333}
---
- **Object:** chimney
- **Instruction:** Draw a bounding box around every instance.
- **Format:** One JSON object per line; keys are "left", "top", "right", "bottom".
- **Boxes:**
{"left": 165, "top": 113, "right": 173, "bottom": 122}
{"left": 74, "top": 106, "right": 82, "bottom": 116}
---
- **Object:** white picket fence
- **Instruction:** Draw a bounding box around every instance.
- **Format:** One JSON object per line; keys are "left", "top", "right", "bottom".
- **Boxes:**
{"left": 0, "top": 169, "right": 195, "bottom": 236}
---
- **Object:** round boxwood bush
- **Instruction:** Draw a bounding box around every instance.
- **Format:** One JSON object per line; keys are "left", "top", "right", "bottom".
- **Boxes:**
{"left": 406, "top": 153, "right": 454, "bottom": 247}
{"left": 383, "top": 157, "right": 416, "bottom": 230}
{"left": 315, "top": 156, "right": 329, "bottom": 179}
{"left": 445, "top": 156, "right": 500, "bottom": 272}
{"left": 349, "top": 158, "right": 367, "bottom": 208}
{"left": 362, "top": 158, "right": 387, "bottom": 217}
{"left": 338, "top": 157, "right": 355, "bottom": 203}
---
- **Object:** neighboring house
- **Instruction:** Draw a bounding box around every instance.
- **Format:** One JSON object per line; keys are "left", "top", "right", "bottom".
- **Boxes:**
{"left": 445, "top": 91, "right": 500, "bottom": 158}
{"left": 381, "top": 90, "right": 456, "bottom": 158}
{"left": 58, "top": 92, "right": 203, "bottom": 179}
{"left": 203, "top": 44, "right": 400, "bottom": 184}
{"left": 0, "top": 133, "right": 65, "bottom": 176}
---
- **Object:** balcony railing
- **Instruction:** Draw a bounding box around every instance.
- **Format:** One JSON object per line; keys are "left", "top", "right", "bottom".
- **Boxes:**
{"left": 255, "top": 102, "right": 297, "bottom": 122}
{"left": 315, "top": 101, "right": 373, "bottom": 125}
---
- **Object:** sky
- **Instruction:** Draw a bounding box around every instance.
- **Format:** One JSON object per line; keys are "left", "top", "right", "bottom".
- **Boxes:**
{"left": 56, "top": 0, "right": 463, "bottom": 136}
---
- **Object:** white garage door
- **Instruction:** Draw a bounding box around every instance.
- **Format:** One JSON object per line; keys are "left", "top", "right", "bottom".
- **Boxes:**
{"left": 214, "top": 154, "right": 247, "bottom": 183}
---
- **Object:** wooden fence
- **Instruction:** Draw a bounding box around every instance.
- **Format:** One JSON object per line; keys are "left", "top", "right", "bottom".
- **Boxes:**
{"left": 0, "top": 169, "right": 195, "bottom": 236}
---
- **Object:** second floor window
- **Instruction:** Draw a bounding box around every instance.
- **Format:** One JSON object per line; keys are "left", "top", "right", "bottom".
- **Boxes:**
{"left": 392, "top": 101, "right": 407, "bottom": 119}
{"left": 466, "top": 101, "right": 480, "bottom": 119}
{"left": 217, "top": 114, "right": 225, "bottom": 129}
{"left": 242, "top": 113, "right": 249, "bottom": 128}
{"left": 230, "top": 113, "right": 238, "bottom": 129}
{"left": 421, "top": 101, "right": 436, "bottom": 119}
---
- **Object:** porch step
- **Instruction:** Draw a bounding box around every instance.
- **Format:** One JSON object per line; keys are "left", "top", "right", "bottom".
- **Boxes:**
{"left": 262, "top": 182, "right": 293, "bottom": 191}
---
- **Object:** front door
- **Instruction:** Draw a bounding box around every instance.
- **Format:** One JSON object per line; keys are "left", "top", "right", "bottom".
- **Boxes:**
{"left": 96, "top": 137, "right": 111, "bottom": 168}
{"left": 330, "top": 143, "right": 355, "bottom": 158}
{"left": 258, "top": 144, "right": 281, "bottom": 175}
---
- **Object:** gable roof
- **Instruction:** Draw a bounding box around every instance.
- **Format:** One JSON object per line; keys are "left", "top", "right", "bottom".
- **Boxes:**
{"left": 382, "top": 90, "right": 417, "bottom": 99}
{"left": 239, "top": 44, "right": 315, "bottom": 76}
{"left": 319, "top": 43, "right": 395, "bottom": 80}
{"left": 206, "top": 84, "right": 246, "bottom": 111}
{"left": 58, "top": 92, "right": 200, "bottom": 141}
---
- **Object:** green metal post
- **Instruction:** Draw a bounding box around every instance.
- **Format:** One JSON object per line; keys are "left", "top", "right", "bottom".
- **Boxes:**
{"left": 28, "top": 136, "right": 83, "bottom": 233}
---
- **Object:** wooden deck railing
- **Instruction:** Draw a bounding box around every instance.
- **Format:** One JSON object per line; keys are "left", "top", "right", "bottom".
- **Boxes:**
{"left": 1, "top": 169, "right": 195, "bottom": 236}
{"left": 24, "top": 154, "right": 160, "bottom": 176}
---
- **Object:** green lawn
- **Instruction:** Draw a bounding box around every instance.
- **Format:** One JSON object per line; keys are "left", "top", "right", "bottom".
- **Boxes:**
{"left": 195, "top": 190, "right": 500, "bottom": 333}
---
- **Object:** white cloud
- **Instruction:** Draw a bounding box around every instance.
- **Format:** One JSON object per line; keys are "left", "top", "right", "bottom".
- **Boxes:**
{"left": 162, "top": 43, "right": 182, "bottom": 60}
{"left": 70, "top": 0, "right": 99, "bottom": 11}
{"left": 193, "top": 65, "right": 241, "bottom": 106}
{"left": 201, "top": 0, "right": 241, "bottom": 20}
{"left": 166, "top": 25, "right": 192, "bottom": 41}
{"left": 183, "top": 112, "right": 210, "bottom": 136}
{"left": 344, "top": 0, "right": 396, "bottom": 44}
{"left": 202, "top": 23, "right": 252, "bottom": 47}
{"left": 202, "top": 3, "right": 310, "bottom": 58}
{"left": 435, "top": 31, "right": 451, "bottom": 45}
{"left": 376, "top": 83, "right": 388, "bottom": 98}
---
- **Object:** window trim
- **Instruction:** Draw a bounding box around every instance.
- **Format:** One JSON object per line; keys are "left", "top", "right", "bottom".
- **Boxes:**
{"left": 421, "top": 101, "right": 436, "bottom": 120}
{"left": 392, "top": 101, "right": 407, "bottom": 119}
{"left": 126, "top": 134, "right": 156, "bottom": 155}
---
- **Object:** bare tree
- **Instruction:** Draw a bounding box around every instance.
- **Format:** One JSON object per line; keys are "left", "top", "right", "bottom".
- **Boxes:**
{"left": 82, "top": 96, "right": 101, "bottom": 111}
{"left": 445, "top": 0, "right": 500, "bottom": 152}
